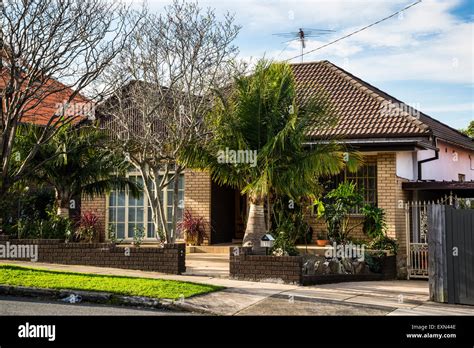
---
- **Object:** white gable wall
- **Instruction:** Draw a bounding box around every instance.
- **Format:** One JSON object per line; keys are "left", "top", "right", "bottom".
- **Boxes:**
{"left": 396, "top": 140, "right": 474, "bottom": 181}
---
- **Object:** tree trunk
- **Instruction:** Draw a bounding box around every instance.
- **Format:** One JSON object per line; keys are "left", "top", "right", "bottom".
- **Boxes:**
{"left": 148, "top": 184, "right": 167, "bottom": 242}
{"left": 243, "top": 194, "right": 267, "bottom": 254}
{"left": 56, "top": 193, "right": 70, "bottom": 218}
{"left": 170, "top": 169, "right": 181, "bottom": 244}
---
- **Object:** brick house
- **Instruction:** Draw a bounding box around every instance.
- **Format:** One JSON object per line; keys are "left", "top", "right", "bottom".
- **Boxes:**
{"left": 83, "top": 61, "right": 474, "bottom": 266}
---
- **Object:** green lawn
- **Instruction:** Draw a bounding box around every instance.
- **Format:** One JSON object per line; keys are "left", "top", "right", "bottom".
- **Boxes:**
{"left": 0, "top": 264, "right": 222, "bottom": 300}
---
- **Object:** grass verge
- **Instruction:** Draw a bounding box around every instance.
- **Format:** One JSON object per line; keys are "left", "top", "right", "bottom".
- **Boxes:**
{"left": 0, "top": 264, "right": 222, "bottom": 300}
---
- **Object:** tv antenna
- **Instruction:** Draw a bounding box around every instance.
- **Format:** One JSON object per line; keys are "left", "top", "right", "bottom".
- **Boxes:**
{"left": 273, "top": 28, "right": 335, "bottom": 63}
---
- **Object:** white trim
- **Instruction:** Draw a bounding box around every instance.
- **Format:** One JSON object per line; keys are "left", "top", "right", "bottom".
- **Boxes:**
{"left": 106, "top": 173, "right": 184, "bottom": 241}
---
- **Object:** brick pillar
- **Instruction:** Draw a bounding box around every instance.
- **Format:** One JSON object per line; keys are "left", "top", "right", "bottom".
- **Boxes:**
{"left": 184, "top": 170, "right": 212, "bottom": 245}
{"left": 81, "top": 195, "right": 107, "bottom": 242}
{"left": 377, "top": 153, "right": 410, "bottom": 278}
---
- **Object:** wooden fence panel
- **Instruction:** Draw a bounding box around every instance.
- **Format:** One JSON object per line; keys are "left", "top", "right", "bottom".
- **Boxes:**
{"left": 427, "top": 204, "right": 447, "bottom": 302}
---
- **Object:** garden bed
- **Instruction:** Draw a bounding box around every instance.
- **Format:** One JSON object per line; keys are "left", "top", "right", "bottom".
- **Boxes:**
{"left": 229, "top": 247, "right": 396, "bottom": 285}
{"left": 0, "top": 237, "right": 186, "bottom": 274}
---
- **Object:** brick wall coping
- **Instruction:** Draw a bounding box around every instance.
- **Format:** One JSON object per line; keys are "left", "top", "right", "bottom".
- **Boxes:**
{"left": 0, "top": 238, "right": 186, "bottom": 274}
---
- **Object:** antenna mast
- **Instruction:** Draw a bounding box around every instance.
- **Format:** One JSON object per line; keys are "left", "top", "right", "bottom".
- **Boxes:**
{"left": 273, "top": 28, "right": 334, "bottom": 63}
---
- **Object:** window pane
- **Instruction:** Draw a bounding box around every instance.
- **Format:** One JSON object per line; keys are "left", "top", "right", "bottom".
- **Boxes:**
{"left": 128, "top": 208, "right": 136, "bottom": 222}
{"left": 326, "top": 163, "right": 377, "bottom": 209}
{"left": 109, "top": 192, "right": 116, "bottom": 206}
{"left": 117, "top": 191, "right": 126, "bottom": 206}
{"left": 109, "top": 208, "right": 116, "bottom": 223}
{"left": 147, "top": 223, "right": 155, "bottom": 238}
{"left": 116, "top": 223, "right": 125, "bottom": 239}
{"left": 136, "top": 208, "right": 144, "bottom": 222}
{"left": 137, "top": 193, "right": 144, "bottom": 206}
{"left": 368, "top": 177, "right": 376, "bottom": 190}
{"left": 117, "top": 208, "right": 125, "bottom": 222}
{"left": 147, "top": 207, "right": 154, "bottom": 223}
{"left": 368, "top": 165, "right": 376, "bottom": 177}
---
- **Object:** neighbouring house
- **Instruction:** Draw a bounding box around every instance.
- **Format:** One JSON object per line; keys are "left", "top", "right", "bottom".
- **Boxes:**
{"left": 84, "top": 61, "right": 474, "bottom": 271}
{"left": 0, "top": 67, "right": 92, "bottom": 226}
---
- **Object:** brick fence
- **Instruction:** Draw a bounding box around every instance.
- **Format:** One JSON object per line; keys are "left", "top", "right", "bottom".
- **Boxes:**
{"left": 229, "top": 247, "right": 396, "bottom": 285}
{"left": 229, "top": 248, "right": 302, "bottom": 284}
{"left": 0, "top": 237, "right": 185, "bottom": 274}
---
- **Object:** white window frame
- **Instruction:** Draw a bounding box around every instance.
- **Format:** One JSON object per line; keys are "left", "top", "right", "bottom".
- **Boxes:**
{"left": 106, "top": 172, "right": 184, "bottom": 241}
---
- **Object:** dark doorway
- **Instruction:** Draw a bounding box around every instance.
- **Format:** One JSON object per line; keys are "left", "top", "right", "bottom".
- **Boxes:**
{"left": 211, "top": 182, "right": 246, "bottom": 244}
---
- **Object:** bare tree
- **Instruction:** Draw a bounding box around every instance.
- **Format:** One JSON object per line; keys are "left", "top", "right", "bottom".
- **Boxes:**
{"left": 102, "top": 0, "right": 241, "bottom": 243}
{"left": 0, "top": 0, "right": 138, "bottom": 201}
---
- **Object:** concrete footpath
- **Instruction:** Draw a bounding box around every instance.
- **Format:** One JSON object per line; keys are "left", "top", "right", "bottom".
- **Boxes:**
{"left": 2, "top": 261, "right": 474, "bottom": 316}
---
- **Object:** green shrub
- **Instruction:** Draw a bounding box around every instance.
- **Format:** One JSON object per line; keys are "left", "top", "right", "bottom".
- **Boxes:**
{"left": 1, "top": 188, "right": 56, "bottom": 237}
{"left": 315, "top": 182, "right": 364, "bottom": 244}
{"left": 270, "top": 197, "right": 311, "bottom": 255}
{"left": 15, "top": 205, "right": 72, "bottom": 240}
{"left": 271, "top": 230, "right": 299, "bottom": 256}
{"left": 368, "top": 235, "right": 398, "bottom": 254}
{"left": 133, "top": 226, "right": 145, "bottom": 247}
{"left": 364, "top": 252, "right": 383, "bottom": 273}
{"left": 362, "top": 205, "right": 387, "bottom": 239}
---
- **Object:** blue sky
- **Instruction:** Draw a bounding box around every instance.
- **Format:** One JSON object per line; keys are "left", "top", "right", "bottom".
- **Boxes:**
{"left": 136, "top": 0, "right": 473, "bottom": 130}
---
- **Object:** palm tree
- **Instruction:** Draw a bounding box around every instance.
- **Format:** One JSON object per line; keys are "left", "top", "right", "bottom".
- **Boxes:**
{"left": 182, "top": 60, "right": 360, "bottom": 253}
{"left": 15, "top": 123, "right": 140, "bottom": 217}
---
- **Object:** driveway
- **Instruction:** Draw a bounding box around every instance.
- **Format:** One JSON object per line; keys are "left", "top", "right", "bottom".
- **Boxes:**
{"left": 184, "top": 253, "right": 229, "bottom": 278}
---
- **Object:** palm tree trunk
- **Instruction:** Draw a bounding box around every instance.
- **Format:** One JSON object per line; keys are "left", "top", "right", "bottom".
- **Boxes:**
{"left": 56, "top": 195, "right": 70, "bottom": 218}
{"left": 243, "top": 194, "right": 267, "bottom": 254}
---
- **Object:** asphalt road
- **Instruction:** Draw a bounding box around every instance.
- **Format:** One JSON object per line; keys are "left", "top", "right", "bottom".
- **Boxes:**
{"left": 0, "top": 296, "right": 193, "bottom": 316}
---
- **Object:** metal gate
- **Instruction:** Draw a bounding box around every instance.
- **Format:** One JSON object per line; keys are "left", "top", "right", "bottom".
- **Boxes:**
{"left": 405, "top": 201, "right": 429, "bottom": 279}
{"left": 445, "top": 206, "right": 474, "bottom": 305}
{"left": 428, "top": 203, "right": 474, "bottom": 305}
{"left": 405, "top": 194, "right": 461, "bottom": 279}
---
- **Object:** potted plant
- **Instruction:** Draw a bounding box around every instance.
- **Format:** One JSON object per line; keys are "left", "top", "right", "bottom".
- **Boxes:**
{"left": 178, "top": 210, "right": 206, "bottom": 246}
{"left": 316, "top": 232, "right": 329, "bottom": 246}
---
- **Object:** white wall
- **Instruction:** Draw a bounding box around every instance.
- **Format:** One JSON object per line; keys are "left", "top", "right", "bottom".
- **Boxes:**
{"left": 395, "top": 140, "right": 474, "bottom": 181}
{"left": 396, "top": 152, "right": 416, "bottom": 180}
{"left": 417, "top": 140, "right": 474, "bottom": 181}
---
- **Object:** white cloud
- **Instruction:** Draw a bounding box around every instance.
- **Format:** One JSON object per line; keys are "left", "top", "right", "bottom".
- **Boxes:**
{"left": 131, "top": 0, "right": 472, "bottom": 85}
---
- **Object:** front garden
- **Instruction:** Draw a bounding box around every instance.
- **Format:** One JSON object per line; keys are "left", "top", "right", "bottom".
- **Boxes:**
{"left": 179, "top": 61, "right": 399, "bottom": 284}
{"left": 229, "top": 181, "right": 398, "bottom": 285}
{"left": 0, "top": 264, "right": 221, "bottom": 300}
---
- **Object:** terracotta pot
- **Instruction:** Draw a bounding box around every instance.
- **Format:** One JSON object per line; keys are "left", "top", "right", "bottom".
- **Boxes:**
{"left": 316, "top": 239, "right": 329, "bottom": 246}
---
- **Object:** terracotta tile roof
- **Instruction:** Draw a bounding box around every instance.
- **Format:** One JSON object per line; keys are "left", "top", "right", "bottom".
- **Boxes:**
{"left": 291, "top": 61, "right": 474, "bottom": 150}
{"left": 0, "top": 72, "right": 90, "bottom": 126}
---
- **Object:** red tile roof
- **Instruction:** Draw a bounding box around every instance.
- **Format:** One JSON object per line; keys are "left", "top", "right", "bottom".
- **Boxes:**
{"left": 291, "top": 61, "right": 474, "bottom": 150}
{"left": 0, "top": 73, "right": 90, "bottom": 126}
